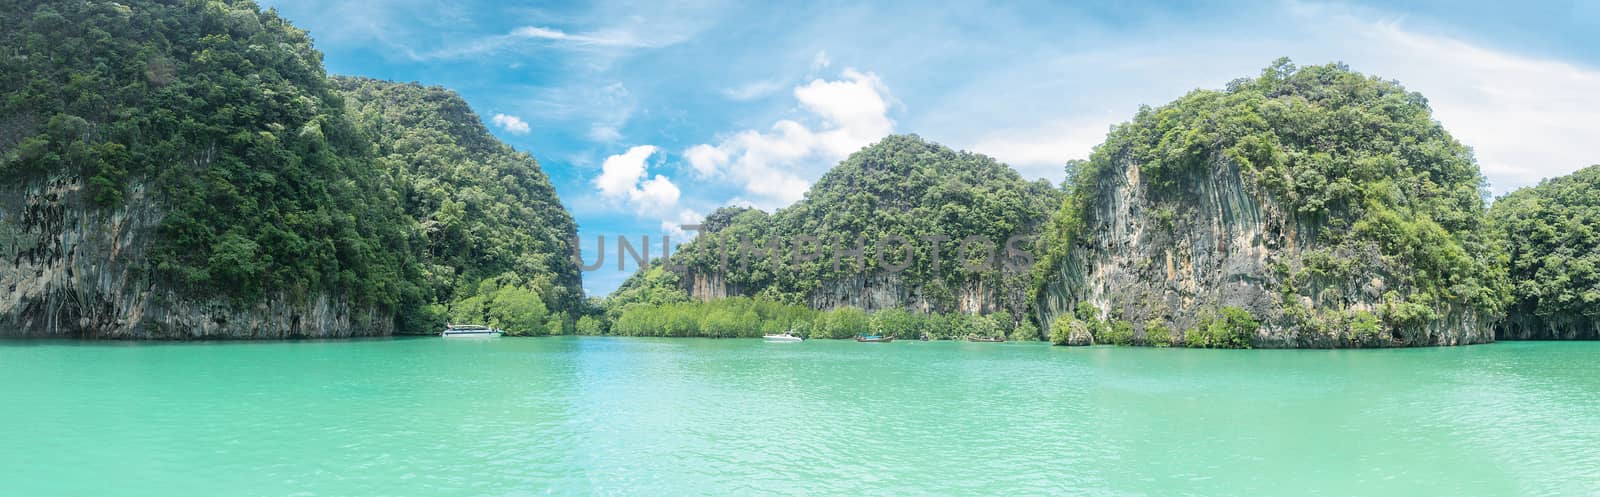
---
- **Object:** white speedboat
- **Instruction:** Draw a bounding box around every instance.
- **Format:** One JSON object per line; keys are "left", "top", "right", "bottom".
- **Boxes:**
{"left": 441, "top": 324, "right": 504, "bottom": 338}
{"left": 763, "top": 332, "right": 803, "bottom": 342}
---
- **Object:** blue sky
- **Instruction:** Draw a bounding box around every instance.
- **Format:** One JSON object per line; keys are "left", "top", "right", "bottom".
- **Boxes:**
{"left": 260, "top": 0, "right": 1600, "bottom": 295}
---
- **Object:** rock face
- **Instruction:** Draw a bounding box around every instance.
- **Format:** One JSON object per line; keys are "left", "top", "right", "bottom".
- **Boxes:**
{"left": 1036, "top": 157, "right": 1491, "bottom": 347}
{"left": 1033, "top": 61, "right": 1504, "bottom": 347}
{"left": 1065, "top": 321, "right": 1094, "bottom": 346}
{"left": 1, "top": 177, "right": 389, "bottom": 338}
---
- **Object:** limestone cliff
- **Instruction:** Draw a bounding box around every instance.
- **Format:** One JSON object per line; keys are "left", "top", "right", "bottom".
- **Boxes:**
{"left": 1, "top": 177, "right": 388, "bottom": 338}
{"left": 1, "top": 1, "right": 578, "bottom": 338}
{"left": 1035, "top": 156, "right": 1491, "bottom": 347}
{"left": 1033, "top": 60, "right": 1504, "bottom": 347}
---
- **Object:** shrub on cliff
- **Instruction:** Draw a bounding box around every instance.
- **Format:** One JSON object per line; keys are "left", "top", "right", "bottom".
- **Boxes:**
{"left": 1184, "top": 307, "right": 1258, "bottom": 349}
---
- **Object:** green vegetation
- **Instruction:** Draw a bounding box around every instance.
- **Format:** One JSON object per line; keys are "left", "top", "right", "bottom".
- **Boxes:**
{"left": 604, "top": 295, "right": 1024, "bottom": 340}
{"left": 2, "top": 0, "right": 428, "bottom": 327}
{"left": 1035, "top": 59, "right": 1507, "bottom": 345}
{"left": 1183, "top": 307, "right": 1259, "bottom": 349}
{"left": 0, "top": 1, "right": 578, "bottom": 334}
{"left": 1099, "top": 319, "right": 1135, "bottom": 346}
{"left": 1043, "top": 305, "right": 1256, "bottom": 348}
{"left": 444, "top": 275, "right": 552, "bottom": 336}
{"left": 1142, "top": 319, "right": 1172, "bottom": 347}
{"left": 333, "top": 77, "right": 582, "bottom": 328}
{"left": 1048, "top": 318, "right": 1070, "bottom": 345}
{"left": 663, "top": 135, "right": 1060, "bottom": 321}
{"left": 1489, "top": 165, "right": 1600, "bottom": 338}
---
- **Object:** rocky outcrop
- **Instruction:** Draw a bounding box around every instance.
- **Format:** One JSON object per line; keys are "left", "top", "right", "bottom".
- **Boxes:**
{"left": 1064, "top": 321, "right": 1094, "bottom": 346}
{"left": 1036, "top": 157, "right": 1495, "bottom": 347}
{"left": 1, "top": 176, "right": 390, "bottom": 339}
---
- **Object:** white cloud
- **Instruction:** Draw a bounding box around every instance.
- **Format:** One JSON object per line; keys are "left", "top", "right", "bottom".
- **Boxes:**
{"left": 593, "top": 146, "right": 692, "bottom": 235}
{"left": 1342, "top": 22, "right": 1600, "bottom": 192}
{"left": 684, "top": 68, "right": 895, "bottom": 208}
{"left": 634, "top": 175, "right": 681, "bottom": 212}
{"left": 940, "top": 9, "right": 1600, "bottom": 192}
{"left": 683, "top": 144, "right": 729, "bottom": 176}
{"left": 490, "top": 113, "right": 530, "bottom": 134}
{"left": 595, "top": 145, "right": 658, "bottom": 199}
{"left": 509, "top": 25, "right": 654, "bottom": 48}
{"left": 661, "top": 209, "right": 706, "bottom": 239}
{"left": 969, "top": 116, "right": 1117, "bottom": 179}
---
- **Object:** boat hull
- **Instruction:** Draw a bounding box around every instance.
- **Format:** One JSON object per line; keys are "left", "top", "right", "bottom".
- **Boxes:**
{"left": 441, "top": 330, "right": 503, "bottom": 338}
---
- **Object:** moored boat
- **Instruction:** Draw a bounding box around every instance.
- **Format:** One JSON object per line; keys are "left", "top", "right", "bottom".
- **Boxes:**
{"left": 968, "top": 336, "right": 1005, "bottom": 343}
{"left": 854, "top": 335, "right": 895, "bottom": 343}
{"left": 763, "top": 333, "right": 804, "bottom": 342}
{"left": 440, "top": 324, "right": 503, "bottom": 338}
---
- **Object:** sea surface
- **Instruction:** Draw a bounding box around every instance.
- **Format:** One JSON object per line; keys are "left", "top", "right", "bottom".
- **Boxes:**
{"left": 2, "top": 337, "right": 1597, "bottom": 497}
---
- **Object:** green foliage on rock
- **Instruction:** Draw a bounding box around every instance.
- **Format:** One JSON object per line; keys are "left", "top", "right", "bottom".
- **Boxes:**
{"left": 332, "top": 77, "right": 582, "bottom": 324}
{"left": 1142, "top": 319, "right": 1172, "bottom": 347}
{"left": 666, "top": 135, "right": 1060, "bottom": 317}
{"left": 1489, "top": 165, "right": 1600, "bottom": 339}
{"left": 1048, "top": 315, "right": 1091, "bottom": 346}
{"left": 0, "top": 1, "right": 580, "bottom": 334}
{"left": 1, "top": 0, "right": 430, "bottom": 327}
{"left": 1099, "top": 319, "right": 1135, "bottom": 346}
{"left": 1184, "top": 307, "right": 1258, "bottom": 349}
{"left": 1034, "top": 59, "right": 1507, "bottom": 346}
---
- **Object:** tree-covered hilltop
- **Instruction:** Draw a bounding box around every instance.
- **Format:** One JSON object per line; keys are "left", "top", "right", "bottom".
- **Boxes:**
{"left": 0, "top": 0, "right": 579, "bottom": 337}
{"left": 621, "top": 134, "right": 1061, "bottom": 331}
{"left": 1034, "top": 59, "right": 1506, "bottom": 347}
{"left": 1490, "top": 165, "right": 1600, "bottom": 340}
{"left": 333, "top": 77, "right": 583, "bottom": 332}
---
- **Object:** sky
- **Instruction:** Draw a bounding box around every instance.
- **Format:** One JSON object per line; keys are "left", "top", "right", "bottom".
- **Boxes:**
{"left": 259, "top": 0, "right": 1600, "bottom": 296}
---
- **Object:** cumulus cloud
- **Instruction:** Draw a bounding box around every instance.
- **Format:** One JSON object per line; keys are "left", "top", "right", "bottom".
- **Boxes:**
{"left": 593, "top": 145, "right": 691, "bottom": 236}
{"left": 683, "top": 68, "right": 895, "bottom": 208}
{"left": 634, "top": 175, "right": 682, "bottom": 212}
{"left": 490, "top": 113, "right": 530, "bottom": 134}
{"left": 595, "top": 145, "right": 659, "bottom": 199}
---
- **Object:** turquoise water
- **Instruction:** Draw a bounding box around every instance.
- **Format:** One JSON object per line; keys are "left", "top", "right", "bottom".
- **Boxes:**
{"left": 2, "top": 338, "right": 1597, "bottom": 497}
